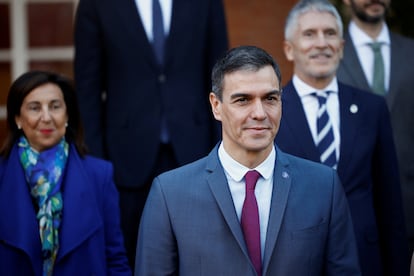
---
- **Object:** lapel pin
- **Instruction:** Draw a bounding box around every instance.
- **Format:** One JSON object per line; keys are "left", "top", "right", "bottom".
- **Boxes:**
{"left": 282, "top": 171, "right": 289, "bottom": 179}
{"left": 350, "top": 104, "right": 358, "bottom": 114}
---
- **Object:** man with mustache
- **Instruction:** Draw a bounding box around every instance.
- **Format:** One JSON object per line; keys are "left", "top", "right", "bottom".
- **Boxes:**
{"left": 337, "top": 0, "right": 414, "bottom": 259}
{"left": 275, "top": 0, "right": 409, "bottom": 275}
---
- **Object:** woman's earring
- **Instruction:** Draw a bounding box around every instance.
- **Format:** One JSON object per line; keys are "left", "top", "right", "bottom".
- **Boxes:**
{"left": 17, "top": 124, "right": 21, "bottom": 129}
{"left": 65, "top": 122, "right": 68, "bottom": 127}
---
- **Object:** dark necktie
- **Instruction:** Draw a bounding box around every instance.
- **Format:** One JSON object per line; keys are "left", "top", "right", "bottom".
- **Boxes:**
{"left": 314, "top": 92, "right": 337, "bottom": 169}
{"left": 153, "top": 0, "right": 169, "bottom": 142}
{"left": 152, "top": 0, "right": 164, "bottom": 65}
{"left": 368, "top": 42, "right": 386, "bottom": 95}
{"left": 241, "top": 170, "right": 262, "bottom": 276}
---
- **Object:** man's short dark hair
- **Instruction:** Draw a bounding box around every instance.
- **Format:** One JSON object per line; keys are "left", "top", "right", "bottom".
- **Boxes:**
{"left": 211, "top": 45, "right": 282, "bottom": 100}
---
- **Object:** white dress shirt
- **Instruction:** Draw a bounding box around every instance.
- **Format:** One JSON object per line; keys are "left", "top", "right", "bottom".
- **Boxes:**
{"left": 218, "top": 142, "right": 274, "bottom": 259}
{"left": 135, "top": 0, "right": 172, "bottom": 41}
{"left": 292, "top": 75, "right": 341, "bottom": 162}
{"left": 348, "top": 21, "right": 391, "bottom": 91}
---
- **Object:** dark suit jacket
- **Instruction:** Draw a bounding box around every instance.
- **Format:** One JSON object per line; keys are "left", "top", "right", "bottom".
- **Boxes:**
{"left": 338, "top": 31, "right": 414, "bottom": 254}
{"left": 74, "top": 0, "right": 228, "bottom": 188}
{"left": 275, "top": 81, "right": 409, "bottom": 276}
{"left": 135, "top": 145, "right": 361, "bottom": 275}
{"left": 0, "top": 144, "right": 130, "bottom": 275}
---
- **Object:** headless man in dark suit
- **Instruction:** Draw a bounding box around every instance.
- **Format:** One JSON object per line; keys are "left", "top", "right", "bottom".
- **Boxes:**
{"left": 275, "top": 0, "right": 409, "bottom": 275}
{"left": 74, "top": 0, "right": 228, "bottom": 269}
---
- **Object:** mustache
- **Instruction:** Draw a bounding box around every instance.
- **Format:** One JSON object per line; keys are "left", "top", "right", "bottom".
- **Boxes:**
{"left": 309, "top": 51, "right": 332, "bottom": 58}
{"left": 365, "top": 0, "right": 386, "bottom": 8}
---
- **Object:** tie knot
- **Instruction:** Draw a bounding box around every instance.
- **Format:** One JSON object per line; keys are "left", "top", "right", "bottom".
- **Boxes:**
{"left": 245, "top": 170, "right": 260, "bottom": 190}
{"left": 312, "top": 91, "right": 330, "bottom": 106}
{"left": 368, "top": 42, "right": 383, "bottom": 52}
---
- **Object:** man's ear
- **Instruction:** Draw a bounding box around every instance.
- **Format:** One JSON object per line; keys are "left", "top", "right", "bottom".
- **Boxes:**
{"left": 209, "top": 92, "right": 222, "bottom": 121}
{"left": 283, "top": 40, "right": 294, "bottom": 61}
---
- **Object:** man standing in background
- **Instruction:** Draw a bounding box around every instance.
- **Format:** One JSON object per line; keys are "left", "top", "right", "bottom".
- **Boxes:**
{"left": 276, "top": 0, "right": 409, "bottom": 274}
{"left": 73, "top": 0, "right": 228, "bottom": 269}
{"left": 337, "top": 0, "right": 414, "bottom": 256}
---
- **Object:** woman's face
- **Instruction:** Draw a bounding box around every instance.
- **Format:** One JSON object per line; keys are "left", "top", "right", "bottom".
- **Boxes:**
{"left": 15, "top": 83, "right": 68, "bottom": 152}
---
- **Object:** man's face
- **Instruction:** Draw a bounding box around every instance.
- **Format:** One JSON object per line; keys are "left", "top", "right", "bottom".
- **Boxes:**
{"left": 284, "top": 11, "right": 344, "bottom": 86}
{"left": 345, "top": 0, "right": 390, "bottom": 24}
{"left": 209, "top": 65, "right": 281, "bottom": 162}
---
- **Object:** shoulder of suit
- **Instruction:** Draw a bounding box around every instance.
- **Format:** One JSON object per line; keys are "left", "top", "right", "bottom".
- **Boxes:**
{"left": 159, "top": 155, "right": 210, "bottom": 178}
{"left": 390, "top": 31, "right": 414, "bottom": 44}
{"left": 279, "top": 152, "right": 337, "bottom": 189}
{"left": 390, "top": 32, "right": 414, "bottom": 55}
{"left": 281, "top": 80, "right": 295, "bottom": 96}
{"left": 337, "top": 82, "right": 389, "bottom": 114}
{"left": 338, "top": 82, "right": 382, "bottom": 98}
{"left": 279, "top": 149, "right": 333, "bottom": 173}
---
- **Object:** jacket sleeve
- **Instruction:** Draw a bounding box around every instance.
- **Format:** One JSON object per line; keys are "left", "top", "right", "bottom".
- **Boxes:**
{"left": 101, "top": 162, "right": 132, "bottom": 275}
{"left": 372, "top": 98, "right": 410, "bottom": 275}
{"left": 325, "top": 172, "right": 361, "bottom": 275}
{"left": 134, "top": 177, "right": 178, "bottom": 276}
{"left": 74, "top": 0, "right": 106, "bottom": 157}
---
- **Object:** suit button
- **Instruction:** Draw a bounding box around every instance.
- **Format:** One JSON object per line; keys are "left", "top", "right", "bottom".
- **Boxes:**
{"left": 158, "top": 74, "right": 166, "bottom": 83}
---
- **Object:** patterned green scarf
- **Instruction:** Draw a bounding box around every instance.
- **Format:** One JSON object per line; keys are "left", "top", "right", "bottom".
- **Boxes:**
{"left": 18, "top": 136, "right": 68, "bottom": 276}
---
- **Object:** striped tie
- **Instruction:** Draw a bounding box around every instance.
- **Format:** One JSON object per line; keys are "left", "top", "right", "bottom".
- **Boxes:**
{"left": 314, "top": 92, "right": 337, "bottom": 169}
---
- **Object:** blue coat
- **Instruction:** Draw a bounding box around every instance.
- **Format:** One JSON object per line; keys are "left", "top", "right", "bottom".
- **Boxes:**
{"left": 135, "top": 145, "right": 361, "bottom": 275}
{"left": 0, "top": 144, "right": 131, "bottom": 275}
{"left": 275, "top": 81, "right": 409, "bottom": 276}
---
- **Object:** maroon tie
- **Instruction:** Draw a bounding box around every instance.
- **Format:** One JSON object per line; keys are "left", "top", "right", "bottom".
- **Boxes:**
{"left": 241, "top": 170, "right": 262, "bottom": 276}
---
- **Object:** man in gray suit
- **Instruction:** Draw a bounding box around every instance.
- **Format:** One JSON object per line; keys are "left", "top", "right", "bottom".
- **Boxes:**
{"left": 135, "top": 45, "right": 361, "bottom": 275}
{"left": 337, "top": 0, "right": 414, "bottom": 255}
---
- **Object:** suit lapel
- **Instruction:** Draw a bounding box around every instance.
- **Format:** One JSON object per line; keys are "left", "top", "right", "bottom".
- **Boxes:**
{"left": 164, "top": 0, "right": 191, "bottom": 68}
{"left": 114, "top": 0, "right": 159, "bottom": 68}
{"left": 262, "top": 148, "right": 292, "bottom": 275}
{"left": 342, "top": 33, "right": 371, "bottom": 90}
{"left": 281, "top": 82, "right": 320, "bottom": 162}
{"left": 387, "top": 33, "right": 402, "bottom": 108}
{"left": 205, "top": 146, "right": 293, "bottom": 275}
{"left": 337, "top": 83, "right": 359, "bottom": 174}
{"left": 205, "top": 149, "right": 249, "bottom": 260}
{"left": 56, "top": 146, "right": 102, "bottom": 262}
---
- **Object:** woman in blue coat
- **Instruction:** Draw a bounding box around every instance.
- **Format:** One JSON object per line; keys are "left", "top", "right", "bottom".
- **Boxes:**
{"left": 0, "top": 71, "right": 131, "bottom": 275}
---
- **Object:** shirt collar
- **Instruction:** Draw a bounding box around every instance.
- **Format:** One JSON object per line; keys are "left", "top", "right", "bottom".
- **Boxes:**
{"left": 218, "top": 142, "right": 275, "bottom": 182}
{"left": 349, "top": 20, "right": 390, "bottom": 46}
{"left": 292, "top": 75, "right": 338, "bottom": 98}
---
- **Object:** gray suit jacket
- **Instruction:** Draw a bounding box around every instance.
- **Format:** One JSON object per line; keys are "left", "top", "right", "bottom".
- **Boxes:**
{"left": 135, "top": 145, "right": 361, "bottom": 275}
{"left": 337, "top": 31, "right": 414, "bottom": 253}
